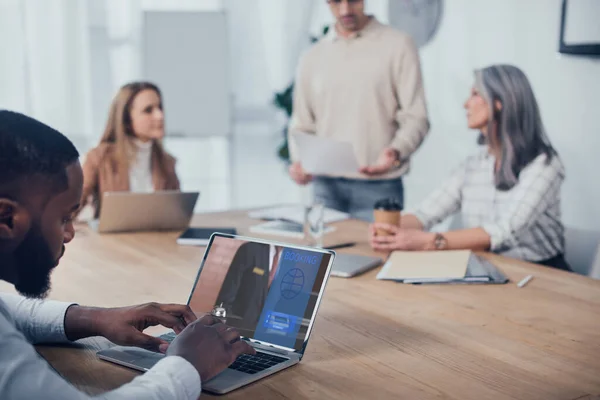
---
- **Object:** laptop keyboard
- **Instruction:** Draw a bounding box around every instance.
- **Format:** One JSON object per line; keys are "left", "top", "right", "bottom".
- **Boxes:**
{"left": 229, "top": 352, "right": 288, "bottom": 374}
{"left": 159, "top": 332, "right": 288, "bottom": 374}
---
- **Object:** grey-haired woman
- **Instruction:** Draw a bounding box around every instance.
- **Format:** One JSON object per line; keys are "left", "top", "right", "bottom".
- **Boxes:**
{"left": 369, "top": 64, "right": 570, "bottom": 270}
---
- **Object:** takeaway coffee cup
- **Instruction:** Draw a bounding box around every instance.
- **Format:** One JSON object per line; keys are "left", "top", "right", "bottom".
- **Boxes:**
{"left": 373, "top": 198, "right": 402, "bottom": 236}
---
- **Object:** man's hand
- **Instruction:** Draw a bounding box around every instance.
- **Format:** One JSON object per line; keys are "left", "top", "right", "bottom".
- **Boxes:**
{"left": 167, "top": 316, "right": 256, "bottom": 382}
{"left": 289, "top": 161, "right": 313, "bottom": 185}
{"left": 359, "top": 147, "right": 400, "bottom": 176}
{"left": 368, "top": 223, "right": 435, "bottom": 251}
{"left": 65, "top": 302, "right": 197, "bottom": 353}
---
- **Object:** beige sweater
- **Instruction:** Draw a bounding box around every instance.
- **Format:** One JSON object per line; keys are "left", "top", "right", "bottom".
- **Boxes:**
{"left": 289, "top": 18, "right": 430, "bottom": 180}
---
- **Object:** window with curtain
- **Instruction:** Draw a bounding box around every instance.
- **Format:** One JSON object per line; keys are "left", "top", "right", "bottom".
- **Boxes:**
{"left": 0, "top": 0, "right": 223, "bottom": 151}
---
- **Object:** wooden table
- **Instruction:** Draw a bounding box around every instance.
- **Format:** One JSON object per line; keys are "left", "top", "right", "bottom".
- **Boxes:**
{"left": 2, "top": 209, "right": 600, "bottom": 399}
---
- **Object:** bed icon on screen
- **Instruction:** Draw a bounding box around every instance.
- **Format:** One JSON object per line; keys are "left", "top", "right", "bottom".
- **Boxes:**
{"left": 263, "top": 311, "right": 296, "bottom": 335}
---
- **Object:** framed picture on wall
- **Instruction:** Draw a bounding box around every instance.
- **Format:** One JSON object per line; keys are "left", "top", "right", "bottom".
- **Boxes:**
{"left": 559, "top": 0, "right": 600, "bottom": 56}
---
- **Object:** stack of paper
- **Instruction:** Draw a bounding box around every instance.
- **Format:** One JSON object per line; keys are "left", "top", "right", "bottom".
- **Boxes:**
{"left": 248, "top": 205, "right": 349, "bottom": 225}
{"left": 376, "top": 250, "right": 471, "bottom": 282}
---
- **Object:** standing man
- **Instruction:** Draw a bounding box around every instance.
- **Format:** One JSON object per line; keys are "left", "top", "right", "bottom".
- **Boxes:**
{"left": 288, "top": 0, "right": 430, "bottom": 221}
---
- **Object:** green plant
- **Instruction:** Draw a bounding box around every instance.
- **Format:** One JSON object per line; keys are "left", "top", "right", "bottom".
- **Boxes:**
{"left": 274, "top": 26, "right": 329, "bottom": 163}
{"left": 274, "top": 83, "right": 294, "bottom": 162}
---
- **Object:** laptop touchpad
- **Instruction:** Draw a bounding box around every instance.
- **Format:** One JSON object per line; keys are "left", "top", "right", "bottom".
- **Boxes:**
{"left": 99, "top": 347, "right": 165, "bottom": 371}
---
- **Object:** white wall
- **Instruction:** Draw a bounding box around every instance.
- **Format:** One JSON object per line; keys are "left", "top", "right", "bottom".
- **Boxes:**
{"left": 227, "top": 0, "right": 390, "bottom": 115}
{"left": 404, "top": 0, "right": 600, "bottom": 231}
{"left": 226, "top": 0, "right": 316, "bottom": 114}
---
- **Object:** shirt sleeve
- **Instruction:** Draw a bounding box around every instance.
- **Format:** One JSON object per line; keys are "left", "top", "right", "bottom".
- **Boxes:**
{"left": 411, "top": 161, "right": 466, "bottom": 230}
{"left": 481, "top": 155, "right": 565, "bottom": 252}
{"left": 389, "top": 35, "right": 430, "bottom": 160}
{"left": 0, "top": 300, "right": 201, "bottom": 400}
{"left": 288, "top": 54, "right": 316, "bottom": 162}
{"left": 0, "top": 293, "right": 75, "bottom": 344}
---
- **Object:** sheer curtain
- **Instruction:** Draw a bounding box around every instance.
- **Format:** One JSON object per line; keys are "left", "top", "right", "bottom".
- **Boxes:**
{"left": 0, "top": 0, "right": 93, "bottom": 147}
{"left": 1, "top": 0, "right": 321, "bottom": 140}
{"left": 0, "top": 0, "right": 225, "bottom": 147}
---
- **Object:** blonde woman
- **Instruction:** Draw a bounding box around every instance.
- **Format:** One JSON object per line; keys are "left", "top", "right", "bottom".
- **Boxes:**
{"left": 80, "top": 82, "right": 180, "bottom": 218}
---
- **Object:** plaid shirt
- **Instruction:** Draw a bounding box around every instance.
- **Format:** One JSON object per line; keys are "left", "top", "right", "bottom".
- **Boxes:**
{"left": 412, "top": 149, "right": 565, "bottom": 262}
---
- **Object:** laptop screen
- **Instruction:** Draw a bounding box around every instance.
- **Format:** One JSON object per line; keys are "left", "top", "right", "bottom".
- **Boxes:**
{"left": 187, "top": 234, "right": 333, "bottom": 352}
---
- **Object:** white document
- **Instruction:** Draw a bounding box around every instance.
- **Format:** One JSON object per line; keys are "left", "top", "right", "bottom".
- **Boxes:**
{"left": 248, "top": 205, "right": 349, "bottom": 225}
{"left": 292, "top": 132, "right": 360, "bottom": 175}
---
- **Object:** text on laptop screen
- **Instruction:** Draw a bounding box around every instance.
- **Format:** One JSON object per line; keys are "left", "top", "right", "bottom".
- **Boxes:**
{"left": 187, "top": 235, "right": 332, "bottom": 351}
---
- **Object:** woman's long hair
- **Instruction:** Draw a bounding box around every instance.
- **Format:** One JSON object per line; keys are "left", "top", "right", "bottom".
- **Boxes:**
{"left": 99, "top": 81, "right": 170, "bottom": 176}
{"left": 474, "top": 65, "right": 557, "bottom": 190}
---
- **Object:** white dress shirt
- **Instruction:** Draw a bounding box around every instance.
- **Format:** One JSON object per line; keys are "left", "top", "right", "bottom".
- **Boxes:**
{"left": 129, "top": 140, "right": 154, "bottom": 193}
{"left": 268, "top": 245, "right": 277, "bottom": 272}
{"left": 411, "top": 149, "right": 565, "bottom": 262}
{"left": 0, "top": 293, "right": 201, "bottom": 400}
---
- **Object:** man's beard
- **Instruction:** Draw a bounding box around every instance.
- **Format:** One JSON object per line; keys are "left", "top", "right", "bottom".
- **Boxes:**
{"left": 13, "top": 226, "right": 60, "bottom": 299}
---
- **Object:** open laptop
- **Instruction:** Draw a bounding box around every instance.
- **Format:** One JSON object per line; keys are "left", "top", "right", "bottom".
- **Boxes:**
{"left": 97, "top": 233, "right": 336, "bottom": 394}
{"left": 91, "top": 191, "right": 199, "bottom": 233}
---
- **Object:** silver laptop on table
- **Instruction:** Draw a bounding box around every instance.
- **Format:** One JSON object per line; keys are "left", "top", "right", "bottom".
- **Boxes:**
{"left": 91, "top": 191, "right": 199, "bottom": 233}
{"left": 97, "top": 233, "right": 336, "bottom": 394}
{"left": 330, "top": 253, "right": 383, "bottom": 278}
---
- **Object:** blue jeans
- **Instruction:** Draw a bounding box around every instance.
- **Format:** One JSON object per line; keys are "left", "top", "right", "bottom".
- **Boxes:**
{"left": 313, "top": 177, "right": 404, "bottom": 222}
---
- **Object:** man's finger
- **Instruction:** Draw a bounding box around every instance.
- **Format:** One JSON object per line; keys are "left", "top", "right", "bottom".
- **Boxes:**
{"left": 221, "top": 327, "right": 242, "bottom": 344}
{"left": 362, "top": 164, "right": 388, "bottom": 175}
{"left": 230, "top": 340, "right": 256, "bottom": 357}
{"left": 130, "top": 331, "right": 167, "bottom": 353}
{"left": 197, "top": 314, "right": 221, "bottom": 326}
{"left": 212, "top": 322, "right": 229, "bottom": 334}
{"left": 158, "top": 304, "right": 197, "bottom": 325}
{"left": 146, "top": 308, "right": 186, "bottom": 332}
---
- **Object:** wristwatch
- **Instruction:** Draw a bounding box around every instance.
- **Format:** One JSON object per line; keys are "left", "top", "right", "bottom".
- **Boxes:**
{"left": 433, "top": 233, "right": 448, "bottom": 250}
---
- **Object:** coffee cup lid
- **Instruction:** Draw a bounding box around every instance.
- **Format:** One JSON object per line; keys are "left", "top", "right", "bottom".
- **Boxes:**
{"left": 374, "top": 198, "right": 402, "bottom": 211}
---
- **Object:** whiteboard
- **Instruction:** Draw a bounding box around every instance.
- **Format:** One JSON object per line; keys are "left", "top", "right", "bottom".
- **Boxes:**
{"left": 143, "top": 11, "right": 231, "bottom": 137}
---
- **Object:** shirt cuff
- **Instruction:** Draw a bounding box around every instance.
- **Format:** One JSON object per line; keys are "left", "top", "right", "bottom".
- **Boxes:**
{"left": 481, "top": 223, "right": 512, "bottom": 252}
{"left": 55, "top": 302, "right": 78, "bottom": 341}
{"left": 150, "top": 356, "right": 202, "bottom": 400}
{"left": 410, "top": 210, "right": 434, "bottom": 231}
{"left": 33, "top": 299, "right": 76, "bottom": 343}
{"left": 390, "top": 133, "right": 422, "bottom": 162}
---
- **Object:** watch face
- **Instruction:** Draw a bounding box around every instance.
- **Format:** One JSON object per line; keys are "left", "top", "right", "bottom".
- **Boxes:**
{"left": 435, "top": 234, "right": 446, "bottom": 249}
{"left": 388, "top": 0, "right": 444, "bottom": 48}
